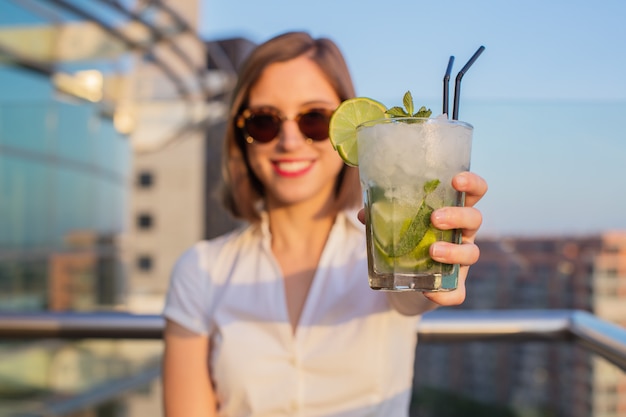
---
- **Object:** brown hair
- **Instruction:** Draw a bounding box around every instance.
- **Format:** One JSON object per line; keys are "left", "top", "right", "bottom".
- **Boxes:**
{"left": 221, "top": 31, "right": 361, "bottom": 222}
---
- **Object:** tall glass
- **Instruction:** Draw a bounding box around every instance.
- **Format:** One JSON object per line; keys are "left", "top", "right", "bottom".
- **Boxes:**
{"left": 357, "top": 117, "right": 473, "bottom": 291}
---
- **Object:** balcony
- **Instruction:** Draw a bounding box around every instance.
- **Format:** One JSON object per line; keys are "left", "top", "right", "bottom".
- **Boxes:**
{"left": 1, "top": 309, "right": 625, "bottom": 417}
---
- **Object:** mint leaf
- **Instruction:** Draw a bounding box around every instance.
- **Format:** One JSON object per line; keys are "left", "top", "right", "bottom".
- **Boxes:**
{"left": 415, "top": 106, "right": 432, "bottom": 118}
{"left": 386, "top": 90, "right": 432, "bottom": 119}
{"left": 423, "top": 179, "right": 440, "bottom": 194}
{"left": 389, "top": 201, "right": 433, "bottom": 257}
{"left": 403, "top": 91, "right": 414, "bottom": 116}
{"left": 386, "top": 106, "right": 408, "bottom": 117}
{"left": 387, "top": 179, "right": 441, "bottom": 257}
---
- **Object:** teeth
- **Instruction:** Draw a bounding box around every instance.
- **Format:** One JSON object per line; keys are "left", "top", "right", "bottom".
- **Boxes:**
{"left": 276, "top": 161, "right": 312, "bottom": 172}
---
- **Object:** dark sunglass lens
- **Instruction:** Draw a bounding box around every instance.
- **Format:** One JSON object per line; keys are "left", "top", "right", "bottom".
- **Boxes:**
{"left": 298, "top": 111, "right": 330, "bottom": 141}
{"left": 246, "top": 113, "right": 280, "bottom": 143}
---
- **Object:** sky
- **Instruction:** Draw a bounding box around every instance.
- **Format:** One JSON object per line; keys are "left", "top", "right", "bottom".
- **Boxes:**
{"left": 198, "top": 0, "right": 626, "bottom": 237}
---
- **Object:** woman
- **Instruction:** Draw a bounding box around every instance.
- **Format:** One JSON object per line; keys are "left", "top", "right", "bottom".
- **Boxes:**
{"left": 163, "top": 31, "right": 487, "bottom": 417}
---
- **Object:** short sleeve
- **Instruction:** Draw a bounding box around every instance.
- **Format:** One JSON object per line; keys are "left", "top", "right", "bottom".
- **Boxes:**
{"left": 163, "top": 243, "right": 214, "bottom": 335}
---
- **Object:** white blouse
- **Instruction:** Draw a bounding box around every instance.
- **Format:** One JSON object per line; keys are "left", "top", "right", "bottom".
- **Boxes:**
{"left": 163, "top": 211, "right": 423, "bottom": 417}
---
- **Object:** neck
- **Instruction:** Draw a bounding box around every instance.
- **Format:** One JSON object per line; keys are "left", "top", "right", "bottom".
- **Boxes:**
{"left": 266, "top": 199, "right": 338, "bottom": 252}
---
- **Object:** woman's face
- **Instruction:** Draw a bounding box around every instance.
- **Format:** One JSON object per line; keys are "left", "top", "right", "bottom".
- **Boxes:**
{"left": 244, "top": 55, "right": 344, "bottom": 211}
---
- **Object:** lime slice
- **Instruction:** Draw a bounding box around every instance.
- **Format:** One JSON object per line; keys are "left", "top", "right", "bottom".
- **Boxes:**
{"left": 404, "top": 226, "right": 438, "bottom": 264}
{"left": 374, "top": 226, "right": 438, "bottom": 272}
{"left": 329, "top": 97, "right": 387, "bottom": 166}
{"left": 370, "top": 200, "right": 417, "bottom": 255}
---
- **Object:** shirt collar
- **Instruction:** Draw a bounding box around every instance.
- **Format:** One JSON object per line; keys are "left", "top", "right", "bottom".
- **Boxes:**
{"left": 257, "top": 209, "right": 363, "bottom": 242}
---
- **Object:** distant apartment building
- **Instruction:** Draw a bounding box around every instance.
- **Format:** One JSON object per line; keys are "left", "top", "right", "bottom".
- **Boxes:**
{"left": 125, "top": 36, "right": 255, "bottom": 313}
{"left": 591, "top": 232, "right": 626, "bottom": 416}
{"left": 412, "top": 232, "right": 626, "bottom": 417}
{"left": 593, "top": 231, "right": 626, "bottom": 327}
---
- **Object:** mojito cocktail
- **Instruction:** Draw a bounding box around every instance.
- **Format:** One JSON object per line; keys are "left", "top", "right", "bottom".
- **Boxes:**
{"left": 357, "top": 117, "right": 473, "bottom": 291}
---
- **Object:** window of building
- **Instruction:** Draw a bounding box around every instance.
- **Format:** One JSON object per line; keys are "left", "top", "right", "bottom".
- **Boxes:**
{"left": 137, "top": 171, "right": 154, "bottom": 188}
{"left": 136, "top": 255, "right": 153, "bottom": 272}
{"left": 137, "top": 213, "right": 154, "bottom": 230}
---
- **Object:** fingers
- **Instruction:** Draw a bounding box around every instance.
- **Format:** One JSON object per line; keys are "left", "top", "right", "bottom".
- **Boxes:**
{"left": 452, "top": 171, "right": 488, "bottom": 208}
{"left": 429, "top": 171, "right": 485, "bottom": 270}
{"left": 422, "top": 282, "right": 467, "bottom": 306}
{"left": 420, "top": 257, "right": 474, "bottom": 306}
{"left": 425, "top": 192, "right": 482, "bottom": 307}
{"left": 357, "top": 208, "right": 365, "bottom": 224}
{"left": 430, "top": 241, "right": 480, "bottom": 267}
{"left": 431, "top": 206, "right": 482, "bottom": 240}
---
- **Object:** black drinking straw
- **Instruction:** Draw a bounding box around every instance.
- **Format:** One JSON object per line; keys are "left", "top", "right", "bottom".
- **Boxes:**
{"left": 443, "top": 56, "right": 455, "bottom": 117}
{"left": 452, "top": 45, "right": 485, "bottom": 120}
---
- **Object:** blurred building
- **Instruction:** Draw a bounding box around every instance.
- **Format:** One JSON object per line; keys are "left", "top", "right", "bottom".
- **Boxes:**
{"left": 126, "top": 35, "right": 254, "bottom": 313}
{"left": 0, "top": 0, "right": 254, "bottom": 314}
{"left": 0, "top": 3, "right": 132, "bottom": 311}
{"left": 412, "top": 231, "right": 626, "bottom": 417}
{"left": 0, "top": 0, "right": 244, "bottom": 414}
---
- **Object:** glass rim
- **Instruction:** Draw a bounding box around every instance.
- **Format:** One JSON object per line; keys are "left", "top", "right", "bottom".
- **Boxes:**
{"left": 357, "top": 117, "right": 473, "bottom": 130}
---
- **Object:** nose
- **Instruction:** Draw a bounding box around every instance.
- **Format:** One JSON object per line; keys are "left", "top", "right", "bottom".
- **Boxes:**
{"left": 277, "top": 119, "right": 308, "bottom": 150}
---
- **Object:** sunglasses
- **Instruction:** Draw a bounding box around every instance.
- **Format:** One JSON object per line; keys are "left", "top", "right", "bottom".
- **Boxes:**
{"left": 236, "top": 107, "right": 334, "bottom": 144}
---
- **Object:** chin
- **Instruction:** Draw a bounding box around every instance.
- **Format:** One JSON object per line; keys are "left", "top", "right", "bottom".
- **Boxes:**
{"left": 268, "top": 190, "right": 318, "bottom": 207}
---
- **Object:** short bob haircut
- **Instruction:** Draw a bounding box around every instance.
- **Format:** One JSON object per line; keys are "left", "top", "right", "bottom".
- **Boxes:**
{"left": 221, "top": 31, "right": 361, "bottom": 223}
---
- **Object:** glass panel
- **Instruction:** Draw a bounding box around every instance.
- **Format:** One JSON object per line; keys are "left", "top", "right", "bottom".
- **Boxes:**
{"left": 56, "top": 101, "right": 94, "bottom": 163}
{"left": 0, "top": 66, "right": 53, "bottom": 103}
{"left": 1, "top": 103, "right": 53, "bottom": 152}
{"left": 0, "top": 339, "right": 163, "bottom": 416}
{"left": 0, "top": 157, "right": 54, "bottom": 248}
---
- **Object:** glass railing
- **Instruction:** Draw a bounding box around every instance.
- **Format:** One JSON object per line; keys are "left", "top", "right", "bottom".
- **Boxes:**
{"left": 1, "top": 309, "right": 625, "bottom": 417}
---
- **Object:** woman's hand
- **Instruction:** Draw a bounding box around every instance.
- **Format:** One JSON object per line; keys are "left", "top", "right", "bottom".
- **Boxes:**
{"left": 423, "top": 171, "right": 487, "bottom": 306}
{"left": 357, "top": 171, "right": 488, "bottom": 307}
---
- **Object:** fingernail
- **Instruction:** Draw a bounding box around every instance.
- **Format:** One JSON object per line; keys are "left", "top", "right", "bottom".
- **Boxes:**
{"left": 431, "top": 243, "right": 446, "bottom": 259}
{"left": 432, "top": 210, "right": 449, "bottom": 227}
{"left": 455, "top": 173, "right": 468, "bottom": 188}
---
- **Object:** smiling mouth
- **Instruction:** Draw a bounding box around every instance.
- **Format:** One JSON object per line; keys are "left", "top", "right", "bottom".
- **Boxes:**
{"left": 272, "top": 160, "right": 314, "bottom": 176}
